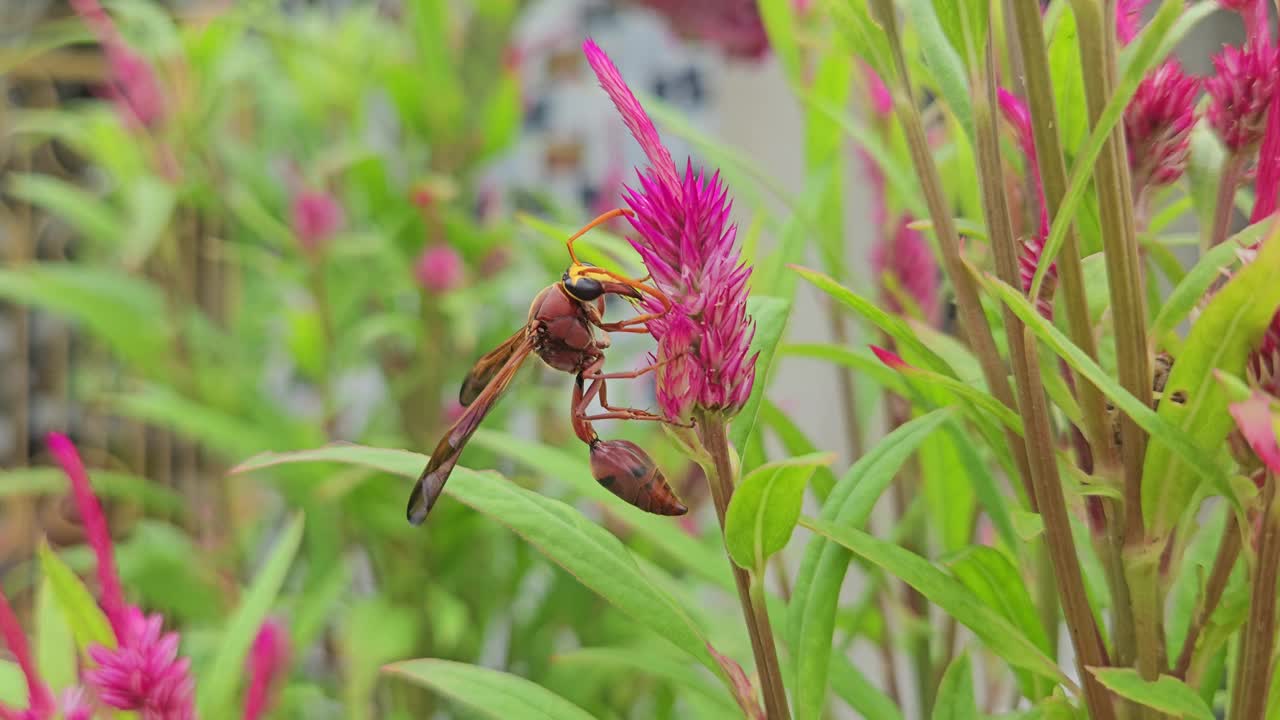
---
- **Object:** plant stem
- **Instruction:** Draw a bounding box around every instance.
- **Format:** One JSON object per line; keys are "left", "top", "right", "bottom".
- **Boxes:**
{"left": 970, "top": 28, "right": 1115, "bottom": 719}
{"left": 826, "top": 304, "right": 864, "bottom": 458}
{"left": 867, "top": 0, "right": 1034, "bottom": 503}
{"left": 1230, "top": 479, "right": 1280, "bottom": 720}
{"left": 1210, "top": 152, "right": 1247, "bottom": 249}
{"left": 1174, "top": 514, "right": 1241, "bottom": 679}
{"left": 1069, "top": 0, "right": 1153, "bottom": 547}
{"left": 698, "top": 413, "right": 790, "bottom": 720}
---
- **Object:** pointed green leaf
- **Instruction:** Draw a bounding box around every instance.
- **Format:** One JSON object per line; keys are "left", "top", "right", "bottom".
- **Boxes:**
{"left": 33, "top": 577, "right": 76, "bottom": 693}
{"left": 196, "top": 513, "right": 305, "bottom": 717}
{"left": 36, "top": 543, "right": 114, "bottom": 653}
{"left": 725, "top": 453, "right": 832, "bottom": 570}
{"left": 385, "top": 659, "right": 596, "bottom": 720}
{"left": 1087, "top": 669, "right": 1214, "bottom": 720}
{"left": 932, "top": 653, "right": 979, "bottom": 720}
{"left": 731, "top": 296, "right": 792, "bottom": 451}
{"left": 800, "top": 517, "right": 1067, "bottom": 687}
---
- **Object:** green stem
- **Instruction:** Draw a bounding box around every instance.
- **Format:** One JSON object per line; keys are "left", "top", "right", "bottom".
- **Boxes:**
{"left": 867, "top": 0, "right": 1034, "bottom": 504}
{"left": 698, "top": 413, "right": 790, "bottom": 720}
{"left": 970, "top": 29, "right": 1115, "bottom": 719}
{"left": 1069, "top": 0, "right": 1153, "bottom": 548}
{"left": 1209, "top": 152, "right": 1247, "bottom": 250}
{"left": 1174, "top": 514, "right": 1241, "bottom": 679}
{"left": 1230, "top": 480, "right": 1280, "bottom": 720}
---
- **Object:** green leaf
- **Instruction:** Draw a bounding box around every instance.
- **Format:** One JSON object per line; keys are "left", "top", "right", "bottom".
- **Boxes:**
{"left": 1151, "top": 234, "right": 1251, "bottom": 343}
{"left": 386, "top": 659, "right": 596, "bottom": 720}
{"left": 793, "top": 266, "right": 953, "bottom": 375}
{"left": 826, "top": 0, "right": 895, "bottom": 82}
{"left": 759, "top": 0, "right": 802, "bottom": 85}
{"left": 36, "top": 542, "right": 114, "bottom": 653}
{"left": 901, "top": 0, "right": 973, "bottom": 140}
{"left": 343, "top": 599, "right": 421, "bottom": 715}
{"left": 554, "top": 646, "right": 738, "bottom": 715}
{"left": 1087, "top": 669, "right": 1214, "bottom": 720}
{"left": 932, "top": 0, "right": 990, "bottom": 69}
{"left": 780, "top": 343, "right": 910, "bottom": 396}
{"left": 196, "top": 513, "right": 305, "bottom": 718}
{"left": 730, "top": 296, "right": 793, "bottom": 452}
{"left": 799, "top": 516, "right": 1067, "bottom": 686}
{"left": 1187, "top": 125, "right": 1226, "bottom": 240}
{"left": 0, "top": 661, "right": 24, "bottom": 707}
{"left": 932, "top": 653, "right": 979, "bottom": 720}
{"left": 0, "top": 265, "right": 169, "bottom": 369}
{"left": 881, "top": 353, "right": 1024, "bottom": 436}
{"left": 121, "top": 176, "right": 176, "bottom": 268}
{"left": 944, "top": 547, "right": 1050, "bottom": 697}
{"left": 33, "top": 577, "right": 76, "bottom": 693}
{"left": 233, "top": 446, "right": 723, "bottom": 679}
{"left": 7, "top": 173, "right": 123, "bottom": 245}
{"left": 758, "top": 400, "right": 842, "bottom": 499}
{"left": 1143, "top": 228, "right": 1280, "bottom": 535}
{"left": 790, "top": 409, "right": 954, "bottom": 719}
{"left": 978, "top": 272, "right": 1231, "bottom": 501}
{"left": 1031, "top": 0, "right": 1184, "bottom": 297}
{"left": 725, "top": 453, "right": 832, "bottom": 570}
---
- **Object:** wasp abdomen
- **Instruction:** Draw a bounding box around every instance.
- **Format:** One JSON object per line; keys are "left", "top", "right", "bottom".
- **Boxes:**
{"left": 589, "top": 439, "right": 686, "bottom": 516}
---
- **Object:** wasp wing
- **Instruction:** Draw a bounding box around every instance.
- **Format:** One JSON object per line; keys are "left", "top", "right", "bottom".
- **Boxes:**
{"left": 408, "top": 340, "right": 533, "bottom": 525}
{"left": 459, "top": 327, "right": 528, "bottom": 406}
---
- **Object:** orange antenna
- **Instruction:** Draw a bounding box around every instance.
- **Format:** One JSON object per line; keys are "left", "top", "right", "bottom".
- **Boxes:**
{"left": 565, "top": 208, "right": 634, "bottom": 265}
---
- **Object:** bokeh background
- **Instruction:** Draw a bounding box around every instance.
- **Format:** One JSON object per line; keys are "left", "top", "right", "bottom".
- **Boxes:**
{"left": 0, "top": 1, "right": 1250, "bottom": 718}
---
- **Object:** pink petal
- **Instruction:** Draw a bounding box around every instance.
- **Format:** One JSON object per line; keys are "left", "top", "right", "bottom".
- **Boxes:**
{"left": 870, "top": 345, "right": 910, "bottom": 371}
{"left": 706, "top": 643, "right": 764, "bottom": 720}
{"left": 1229, "top": 391, "right": 1280, "bottom": 475}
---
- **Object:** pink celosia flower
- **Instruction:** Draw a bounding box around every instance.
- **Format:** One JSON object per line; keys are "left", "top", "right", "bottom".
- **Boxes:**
{"left": 584, "top": 39, "right": 756, "bottom": 421}
{"left": 1221, "top": 0, "right": 1271, "bottom": 44}
{"left": 861, "top": 63, "right": 893, "bottom": 121}
{"left": 414, "top": 244, "right": 465, "bottom": 293}
{"left": 58, "top": 689, "right": 93, "bottom": 720}
{"left": 1206, "top": 42, "right": 1280, "bottom": 153}
{"left": 997, "top": 89, "right": 1049, "bottom": 240}
{"left": 1229, "top": 390, "right": 1280, "bottom": 475}
{"left": 1251, "top": 62, "right": 1280, "bottom": 222}
{"left": 86, "top": 607, "right": 196, "bottom": 720}
{"left": 0, "top": 592, "right": 54, "bottom": 720}
{"left": 636, "top": 0, "right": 769, "bottom": 60}
{"left": 70, "top": 0, "right": 167, "bottom": 130}
{"left": 1248, "top": 311, "right": 1280, "bottom": 397}
{"left": 1115, "top": 0, "right": 1149, "bottom": 46}
{"left": 290, "top": 190, "right": 344, "bottom": 255}
{"left": 242, "top": 618, "right": 290, "bottom": 720}
{"left": 871, "top": 217, "right": 941, "bottom": 325}
{"left": 1125, "top": 60, "right": 1199, "bottom": 191}
{"left": 48, "top": 434, "right": 197, "bottom": 720}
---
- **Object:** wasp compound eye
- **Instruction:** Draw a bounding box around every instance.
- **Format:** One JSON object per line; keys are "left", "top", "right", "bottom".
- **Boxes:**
{"left": 564, "top": 274, "right": 604, "bottom": 302}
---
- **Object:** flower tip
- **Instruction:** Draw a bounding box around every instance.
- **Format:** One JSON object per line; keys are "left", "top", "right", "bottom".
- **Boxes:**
{"left": 1229, "top": 391, "right": 1280, "bottom": 474}
{"left": 870, "top": 345, "right": 909, "bottom": 370}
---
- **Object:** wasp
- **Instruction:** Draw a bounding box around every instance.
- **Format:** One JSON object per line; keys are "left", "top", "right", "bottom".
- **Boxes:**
{"left": 407, "top": 209, "right": 689, "bottom": 524}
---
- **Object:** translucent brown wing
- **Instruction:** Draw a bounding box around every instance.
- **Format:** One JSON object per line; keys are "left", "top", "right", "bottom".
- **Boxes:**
{"left": 408, "top": 341, "right": 533, "bottom": 525}
{"left": 459, "top": 328, "right": 528, "bottom": 406}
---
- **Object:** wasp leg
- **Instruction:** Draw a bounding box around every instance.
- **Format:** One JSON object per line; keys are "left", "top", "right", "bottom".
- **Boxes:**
{"left": 575, "top": 358, "right": 694, "bottom": 428}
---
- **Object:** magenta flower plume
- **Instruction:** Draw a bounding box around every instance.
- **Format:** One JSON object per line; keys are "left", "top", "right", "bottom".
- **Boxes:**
{"left": 290, "top": 189, "right": 344, "bottom": 255}
{"left": 0, "top": 592, "right": 54, "bottom": 720}
{"left": 86, "top": 607, "right": 196, "bottom": 720}
{"left": 47, "top": 432, "right": 127, "bottom": 637}
{"left": 997, "top": 89, "right": 1049, "bottom": 240}
{"left": 1125, "top": 60, "right": 1199, "bottom": 191}
{"left": 1207, "top": 41, "right": 1280, "bottom": 153}
{"left": 871, "top": 217, "right": 941, "bottom": 326}
{"left": 1115, "top": 0, "right": 1149, "bottom": 46}
{"left": 861, "top": 62, "right": 893, "bottom": 120}
{"left": 1221, "top": 0, "right": 1271, "bottom": 44}
{"left": 1019, "top": 234, "right": 1058, "bottom": 320}
{"left": 585, "top": 40, "right": 756, "bottom": 421}
{"left": 636, "top": 0, "right": 769, "bottom": 60}
{"left": 1252, "top": 71, "right": 1280, "bottom": 222}
{"left": 1229, "top": 390, "right": 1280, "bottom": 475}
{"left": 69, "top": 0, "right": 166, "bottom": 130}
{"left": 243, "top": 618, "right": 290, "bottom": 720}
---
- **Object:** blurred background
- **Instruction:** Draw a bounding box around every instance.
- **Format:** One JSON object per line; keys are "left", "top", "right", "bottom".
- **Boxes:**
{"left": 0, "top": 1, "right": 1248, "bottom": 718}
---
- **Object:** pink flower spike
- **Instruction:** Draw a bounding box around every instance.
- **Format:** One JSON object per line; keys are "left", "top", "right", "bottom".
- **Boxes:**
{"left": 870, "top": 345, "right": 910, "bottom": 371}
{"left": 1207, "top": 42, "right": 1280, "bottom": 152}
{"left": 871, "top": 216, "right": 941, "bottom": 325}
{"left": 0, "top": 592, "right": 54, "bottom": 718}
{"left": 582, "top": 38, "right": 682, "bottom": 197}
{"left": 1252, "top": 58, "right": 1280, "bottom": 223}
{"left": 243, "top": 618, "right": 290, "bottom": 720}
{"left": 1229, "top": 391, "right": 1280, "bottom": 475}
{"left": 1126, "top": 59, "right": 1200, "bottom": 192}
{"left": 1115, "top": 0, "right": 1150, "bottom": 46}
{"left": 86, "top": 607, "right": 196, "bottom": 720}
{"left": 997, "top": 88, "right": 1049, "bottom": 240}
{"left": 46, "top": 433, "right": 126, "bottom": 638}
{"left": 861, "top": 62, "right": 893, "bottom": 119}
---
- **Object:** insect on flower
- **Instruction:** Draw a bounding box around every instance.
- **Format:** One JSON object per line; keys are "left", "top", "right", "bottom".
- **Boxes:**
{"left": 406, "top": 208, "right": 690, "bottom": 524}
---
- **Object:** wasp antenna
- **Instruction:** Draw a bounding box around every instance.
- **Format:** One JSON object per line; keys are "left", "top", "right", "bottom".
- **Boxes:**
{"left": 566, "top": 208, "right": 634, "bottom": 265}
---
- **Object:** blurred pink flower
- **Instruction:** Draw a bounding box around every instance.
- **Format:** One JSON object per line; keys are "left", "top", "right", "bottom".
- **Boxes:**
{"left": 637, "top": 0, "right": 769, "bottom": 60}
{"left": 70, "top": 0, "right": 166, "bottom": 130}
{"left": 0, "top": 592, "right": 54, "bottom": 720}
{"left": 861, "top": 63, "right": 893, "bottom": 120}
{"left": 1125, "top": 60, "right": 1199, "bottom": 191}
{"left": 415, "top": 244, "right": 465, "bottom": 293}
{"left": 1252, "top": 64, "right": 1280, "bottom": 222}
{"left": 585, "top": 39, "right": 756, "bottom": 421}
{"left": 871, "top": 217, "right": 941, "bottom": 325}
{"left": 1229, "top": 390, "right": 1280, "bottom": 475}
{"left": 1207, "top": 42, "right": 1280, "bottom": 152}
{"left": 996, "top": 89, "right": 1049, "bottom": 240}
{"left": 242, "top": 618, "right": 290, "bottom": 720}
{"left": 291, "top": 190, "right": 344, "bottom": 255}
{"left": 86, "top": 608, "right": 196, "bottom": 720}
{"left": 1115, "top": 0, "right": 1149, "bottom": 46}
{"left": 48, "top": 434, "right": 197, "bottom": 720}
{"left": 1221, "top": 0, "right": 1271, "bottom": 44}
